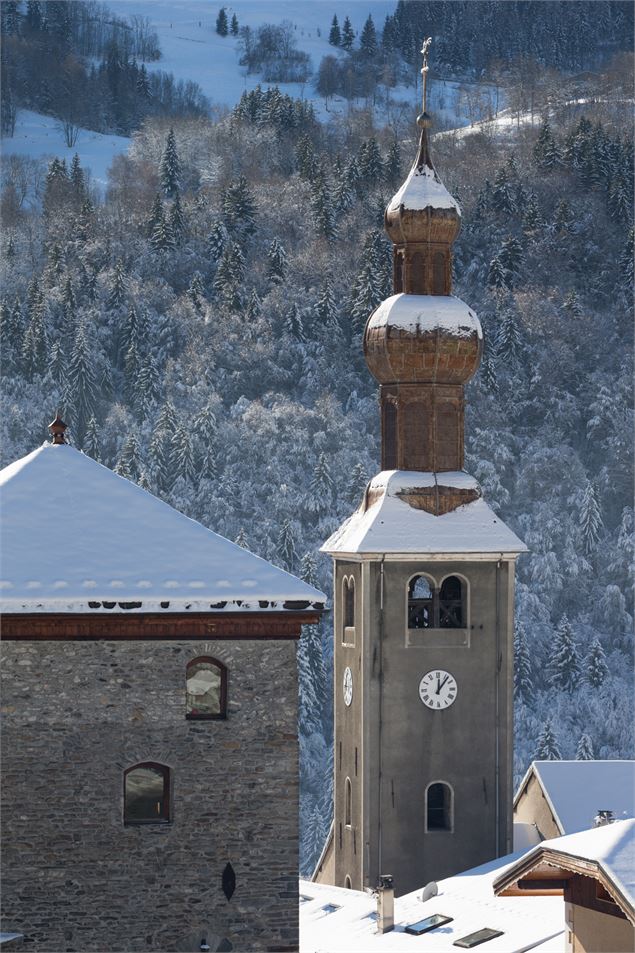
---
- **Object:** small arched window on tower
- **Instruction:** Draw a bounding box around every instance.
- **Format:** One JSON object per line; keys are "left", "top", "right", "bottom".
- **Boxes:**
{"left": 408, "top": 575, "right": 434, "bottom": 629}
{"left": 439, "top": 576, "right": 465, "bottom": 628}
{"left": 124, "top": 762, "right": 170, "bottom": 825}
{"left": 426, "top": 782, "right": 453, "bottom": 832}
{"left": 186, "top": 656, "right": 227, "bottom": 719}
{"left": 345, "top": 777, "right": 352, "bottom": 827}
{"left": 343, "top": 577, "right": 356, "bottom": 644}
{"left": 433, "top": 251, "right": 446, "bottom": 295}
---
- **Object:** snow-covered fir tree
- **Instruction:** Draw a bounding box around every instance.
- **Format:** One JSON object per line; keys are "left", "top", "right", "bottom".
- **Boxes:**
{"left": 534, "top": 718, "right": 561, "bottom": 760}
{"left": 584, "top": 636, "right": 608, "bottom": 689}
{"left": 576, "top": 733, "right": 595, "bottom": 760}
{"left": 548, "top": 616, "right": 580, "bottom": 693}
{"left": 159, "top": 128, "right": 181, "bottom": 197}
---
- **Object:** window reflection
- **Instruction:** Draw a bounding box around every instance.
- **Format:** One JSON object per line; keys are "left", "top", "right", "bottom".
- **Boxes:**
{"left": 124, "top": 764, "right": 169, "bottom": 824}
{"left": 186, "top": 657, "right": 226, "bottom": 719}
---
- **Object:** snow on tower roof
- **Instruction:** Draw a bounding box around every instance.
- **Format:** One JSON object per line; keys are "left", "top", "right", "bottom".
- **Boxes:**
{"left": 388, "top": 157, "right": 460, "bottom": 214}
{"left": 368, "top": 293, "right": 481, "bottom": 337}
{"left": 322, "top": 471, "right": 526, "bottom": 557}
{"left": 0, "top": 443, "right": 325, "bottom": 614}
{"left": 299, "top": 850, "right": 564, "bottom": 952}
{"left": 515, "top": 760, "right": 635, "bottom": 835}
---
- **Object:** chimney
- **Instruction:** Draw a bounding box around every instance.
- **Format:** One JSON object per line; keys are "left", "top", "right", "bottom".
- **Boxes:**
{"left": 594, "top": 810, "right": 615, "bottom": 827}
{"left": 376, "top": 874, "right": 394, "bottom": 934}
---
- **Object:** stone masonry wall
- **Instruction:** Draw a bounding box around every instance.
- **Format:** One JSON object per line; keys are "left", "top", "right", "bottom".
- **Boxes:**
{"left": 1, "top": 638, "right": 299, "bottom": 953}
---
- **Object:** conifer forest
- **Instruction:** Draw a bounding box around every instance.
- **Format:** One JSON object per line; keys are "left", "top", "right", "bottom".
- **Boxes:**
{"left": 1, "top": 0, "right": 633, "bottom": 874}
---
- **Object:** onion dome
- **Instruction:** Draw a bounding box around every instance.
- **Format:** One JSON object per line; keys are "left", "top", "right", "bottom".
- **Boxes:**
{"left": 364, "top": 293, "right": 482, "bottom": 386}
{"left": 384, "top": 113, "right": 461, "bottom": 247}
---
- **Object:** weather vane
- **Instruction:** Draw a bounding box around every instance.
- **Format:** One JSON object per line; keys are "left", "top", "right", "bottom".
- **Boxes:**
{"left": 421, "top": 37, "right": 432, "bottom": 114}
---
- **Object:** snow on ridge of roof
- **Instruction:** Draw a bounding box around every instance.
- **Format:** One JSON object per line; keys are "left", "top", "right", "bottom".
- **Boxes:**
{"left": 0, "top": 443, "right": 326, "bottom": 613}
{"left": 516, "top": 760, "right": 635, "bottom": 835}
{"left": 299, "top": 849, "right": 564, "bottom": 952}
{"left": 388, "top": 159, "right": 460, "bottom": 214}
{"left": 499, "top": 819, "right": 635, "bottom": 915}
{"left": 368, "top": 294, "right": 482, "bottom": 339}
{"left": 322, "top": 470, "right": 526, "bottom": 556}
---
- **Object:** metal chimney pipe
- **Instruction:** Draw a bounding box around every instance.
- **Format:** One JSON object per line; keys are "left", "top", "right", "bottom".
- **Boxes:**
{"left": 377, "top": 874, "right": 394, "bottom": 934}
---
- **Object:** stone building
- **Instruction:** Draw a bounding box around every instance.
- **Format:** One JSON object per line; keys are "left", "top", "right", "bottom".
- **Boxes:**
{"left": 0, "top": 417, "right": 324, "bottom": 953}
{"left": 315, "top": 55, "right": 525, "bottom": 896}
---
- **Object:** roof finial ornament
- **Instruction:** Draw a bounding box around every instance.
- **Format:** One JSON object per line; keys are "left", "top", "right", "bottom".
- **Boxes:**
{"left": 418, "top": 37, "right": 433, "bottom": 129}
{"left": 48, "top": 412, "right": 67, "bottom": 445}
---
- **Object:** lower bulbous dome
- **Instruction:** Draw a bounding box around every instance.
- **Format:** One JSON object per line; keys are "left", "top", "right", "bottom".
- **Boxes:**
{"left": 364, "top": 293, "right": 482, "bottom": 385}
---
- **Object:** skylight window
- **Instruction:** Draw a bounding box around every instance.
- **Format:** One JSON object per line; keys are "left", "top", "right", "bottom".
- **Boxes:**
{"left": 453, "top": 928, "right": 504, "bottom": 948}
{"left": 321, "top": 903, "right": 341, "bottom": 915}
{"left": 405, "top": 913, "right": 453, "bottom": 935}
{"left": 299, "top": 894, "right": 314, "bottom": 904}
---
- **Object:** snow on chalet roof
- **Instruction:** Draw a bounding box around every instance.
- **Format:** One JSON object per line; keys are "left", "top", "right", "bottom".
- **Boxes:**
{"left": 388, "top": 156, "right": 460, "bottom": 214}
{"left": 516, "top": 760, "right": 635, "bottom": 835}
{"left": 299, "top": 851, "right": 564, "bottom": 952}
{"left": 495, "top": 819, "right": 635, "bottom": 920}
{"left": 322, "top": 471, "right": 526, "bottom": 557}
{"left": 368, "top": 294, "right": 481, "bottom": 338}
{"left": 0, "top": 443, "right": 325, "bottom": 613}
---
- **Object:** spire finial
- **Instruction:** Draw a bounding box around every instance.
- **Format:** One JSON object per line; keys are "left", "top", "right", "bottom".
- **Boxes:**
{"left": 48, "top": 412, "right": 67, "bottom": 445}
{"left": 420, "top": 37, "right": 432, "bottom": 114}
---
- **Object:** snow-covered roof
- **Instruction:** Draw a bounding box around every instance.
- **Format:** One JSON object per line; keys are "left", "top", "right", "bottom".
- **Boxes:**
{"left": 299, "top": 851, "right": 564, "bottom": 952}
{"left": 0, "top": 443, "right": 325, "bottom": 614}
{"left": 516, "top": 760, "right": 635, "bottom": 835}
{"left": 388, "top": 156, "right": 460, "bottom": 214}
{"left": 322, "top": 471, "right": 526, "bottom": 557}
{"left": 495, "top": 819, "right": 635, "bottom": 921}
{"left": 368, "top": 294, "right": 481, "bottom": 338}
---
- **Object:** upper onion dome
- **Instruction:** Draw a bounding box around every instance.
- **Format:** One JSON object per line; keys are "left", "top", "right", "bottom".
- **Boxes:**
{"left": 384, "top": 113, "right": 461, "bottom": 246}
{"left": 364, "top": 293, "right": 482, "bottom": 385}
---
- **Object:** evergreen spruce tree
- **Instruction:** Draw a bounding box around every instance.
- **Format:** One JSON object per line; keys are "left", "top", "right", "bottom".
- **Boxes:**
{"left": 123, "top": 340, "right": 140, "bottom": 404}
{"left": 173, "top": 424, "right": 195, "bottom": 484}
{"left": 341, "top": 16, "right": 354, "bottom": 51}
{"left": 70, "top": 153, "right": 85, "bottom": 201}
{"left": 359, "top": 138, "right": 384, "bottom": 186}
{"left": 499, "top": 236, "right": 524, "bottom": 283}
{"left": 108, "top": 260, "right": 126, "bottom": 309}
{"left": 315, "top": 280, "right": 339, "bottom": 333}
{"left": 576, "top": 733, "right": 595, "bottom": 760}
{"left": 65, "top": 318, "right": 96, "bottom": 441}
{"left": 491, "top": 166, "right": 515, "bottom": 215}
{"left": 151, "top": 202, "right": 175, "bottom": 251}
{"left": 187, "top": 272, "right": 206, "bottom": 313}
{"left": 222, "top": 175, "right": 257, "bottom": 237}
{"left": 513, "top": 622, "right": 533, "bottom": 704}
{"left": 579, "top": 481, "right": 603, "bottom": 555}
{"left": 50, "top": 340, "right": 65, "bottom": 384}
{"left": 548, "top": 616, "right": 580, "bottom": 693}
{"left": 480, "top": 346, "right": 498, "bottom": 393}
{"left": 213, "top": 243, "right": 242, "bottom": 306}
{"left": 584, "top": 636, "right": 608, "bottom": 689}
{"left": 307, "top": 451, "right": 334, "bottom": 513}
{"left": 385, "top": 139, "right": 401, "bottom": 185}
{"left": 534, "top": 718, "right": 561, "bottom": 760}
{"left": 295, "top": 134, "right": 317, "bottom": 180}
{"left": 607, "top": 176, "right": 630, "bottom": 224}
{"left": 497, "top": 309, "right": 522, "bottom": 366}
{"left": 149, "top": 402, "right": 178, "bottom": 492}
{"left": 115, "top": 432, "right": 142, "bottom": 482}
{"left": 328, "top": 14, "right": 341, "bottom": 46}
{"left": 234, "top": 527, "right": 248, "bottom": 548}
{"left": 359, "top": 14, "right": 377, "bottom": 57}
{"left": 266, "top": 237, "right": 287, "bottom": 284}
{"left": 285, "top": 302, "right": 305, "bottom": 341}
{"left": 230, "top": 13, "right": 238, "bottom": 35}
{"left": 159, "top": 129, "right": 181, "bottom": 197}
{"left": 77, "top": 197, "right": 95, "bottom": 242}
{"left": 554, "top": 199, "right": 573, "bottom": 233}
{"left": 563, "top": 290, "right": 582, "bottom": 317}
{"left": 22, "top": 309, "right": 49, "bottom": 379}
{"left": 488, "top": 255, "right": 509, "bottom": 290}
{"left": 245, "top": 289, "right": 262, "bottom": 321}
{"left": 135, "top": 355, "right": 161, "bottom": 418}
{"left": 522, "top": 193, "right": 541, "bottom": 232}
{"left": 533, "top": 118, "right": 560, "bottom": 170}
{"left": 310, "top": 181, "right": 336, "bottom": 242}
{"left": 208, "top": 221, "right": 228, "bottom": 262}
{"left": 333, "top": 171, "right": 355, "bottom": 213}
{"left": 619, "top": 228, "right": 634, "bottom": 292}
{"left": 346, "top": 462, "right": 367, "bottom": 504}
{"left": 146, "top": 193, "right": 165, "bottom": 238}
{"left": 215, "top": 7, "right": 228, "bottom": 36}
{"left": 277, "top": 518, "right": 297, "bottom": 571}
{"left": 300, "top": 551, "right": 319, "bottom": 589}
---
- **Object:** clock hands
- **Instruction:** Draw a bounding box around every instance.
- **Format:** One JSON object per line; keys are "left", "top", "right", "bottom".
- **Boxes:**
{"left": 436, "top": 675, "right": 450, "bottom": 695}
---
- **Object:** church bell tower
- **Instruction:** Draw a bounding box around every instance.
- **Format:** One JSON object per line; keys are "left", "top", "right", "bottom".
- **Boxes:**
{"left": 319, "top": 42, "right": 526, "bottom": 897}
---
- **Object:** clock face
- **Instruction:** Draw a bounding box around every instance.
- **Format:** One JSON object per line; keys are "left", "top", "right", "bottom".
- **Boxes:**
{"left": 419, "top": 670, "right": 457, "bottom": 710}
{"left": 343, "top": 666, "right": 353, "bottom": 707}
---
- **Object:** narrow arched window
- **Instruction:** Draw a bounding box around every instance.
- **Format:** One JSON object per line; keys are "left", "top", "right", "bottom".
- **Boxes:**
{"left": 345, "top": 777, "right": 352, "bottom": 827}
{"left": 426, "top": 782, "right": 453, "bottom": 832}
{"left": 408, "top": 575, "right": 433, "bottom": 629}
{"left": 343, "top": 577, "right": 355, "bottom": 643}
{"left": 345, "top": 875, "right": 352, "bottom": 890}
{"left": 124, "top": 762, "right": 170, "bottom": 825}
{"left": 433, "top": 251, "right": 446, "bottom": 295}
{"left": 439, "top": 576, "right": 464, "bottom": 628}
{"left": 186, "top": 656, "right": 227, "bottom": 719}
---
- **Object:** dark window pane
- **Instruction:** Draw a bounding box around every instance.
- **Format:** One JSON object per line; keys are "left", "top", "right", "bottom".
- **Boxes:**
{"left": 344, "top": 579, "right": 355, "bottom": 628}
{"left": 409, "top": 575, "right": 433, "bottom": 629}
{"left": 125, "top": 766, "right": 166, "bottom": 822}
{"left": 187, "top": 660, "right": 222, "bottom": 716}
{"left": 439, "top": 576, "right": 464, "bottom": 628}
{"left": 427, "top": 783, "right": 451, "bottom": 831}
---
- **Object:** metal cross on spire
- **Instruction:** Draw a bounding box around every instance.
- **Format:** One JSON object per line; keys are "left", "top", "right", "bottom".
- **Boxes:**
{"left": 421, "top": 36, "right": 432, "bottom": 113}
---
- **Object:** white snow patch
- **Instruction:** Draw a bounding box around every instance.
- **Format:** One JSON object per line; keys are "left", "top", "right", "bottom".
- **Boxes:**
{"left": 323, "top": 470, "right": 526, "bottom": 556}
{"left": 388, "top": 157, "right": 460, "bottom": 213}
{"left": 369, "top": 294, "right": 481, "bottom": 339}
{"left": 0, "top": 443, "right": 325, "bottom": 612}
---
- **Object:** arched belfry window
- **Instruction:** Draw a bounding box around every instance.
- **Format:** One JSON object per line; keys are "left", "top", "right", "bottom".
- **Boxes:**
{"left": 408, "top": 575, "right": 434, "bottom": 629}
{"left": 343, "top": 577, "right": 355, "bottom": 643}
{"left": 345, "top": 777, "right": 352, "bottom": 827}
{"left": 408, "top": 574, "right": 467, "bottom": 629}
{"left": 439, "top": 576, "right": 465, "bottom": 628}
{"left": 124, "top": 763, "right": 170, "bottom": 825}
{"left": 426, "top": 782, "right": 453, "bottom": 832}
{"left": 186, "top": 656, "right": 227, "bottom": 719}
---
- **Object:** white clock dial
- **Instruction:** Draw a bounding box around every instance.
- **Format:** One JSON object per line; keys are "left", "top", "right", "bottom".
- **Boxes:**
{"left": 419, "top": 670, "right": 457, "bottom": 710}
{"left": 343, "top": 666, "right": 353, "bottom": 707}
